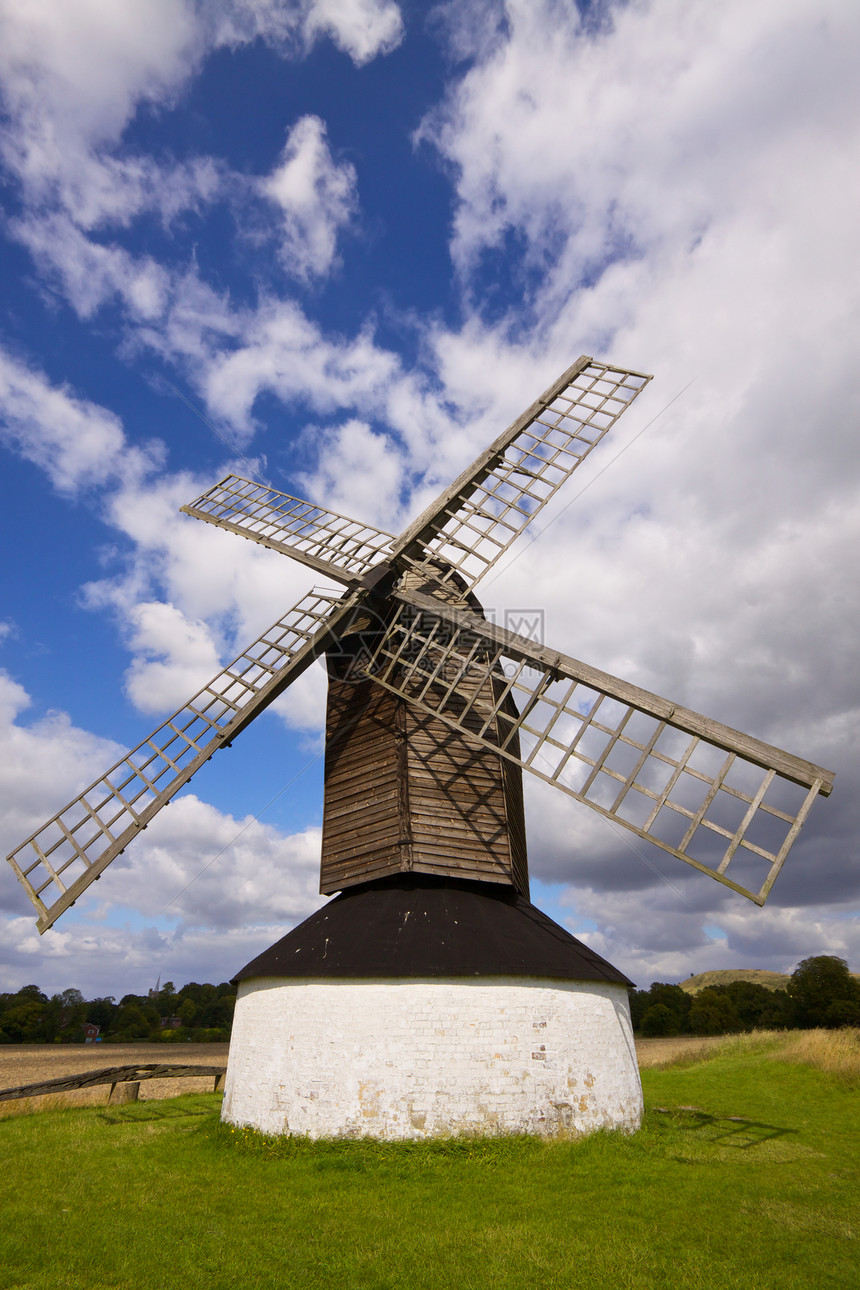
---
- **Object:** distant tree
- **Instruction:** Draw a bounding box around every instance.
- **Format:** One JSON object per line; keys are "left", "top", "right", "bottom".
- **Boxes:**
{"left": 114, "top": 1003, "right": 150, "bottom": 1039}
{"left": 788, "top": 956, "right": 860, "bottom": 1028}
{"left": 178, "top": 982, "right": 215, "bottom": 1008}
{"left": 16, "top": 985, "right": 47, "bottom": 1002}
{"left": 640, "top": 1003, "right": 676, "bottom": 1037}
{"left": 717, "top": 981, "right": 791, "bottom": 1030}
{"left": 688, "top": 987, "right": 741, "bottom": 1036}
{"left": 630, "top": 983, "right": 692, "bottom": 1035}
{"left": 751, "top": 988, "right": 793, "bottom": 1030}
{"left": 0, "top": 997, "right": 46, "bottom": 1042}
{"left": 210, "top": 994, "right": 236, "bottom": 1028}
{"left": 0, "top": 979, "right": 235, "bottom": 1043}
{"left": 86, "top": 997, "right": 116, "bottom": 1031}
{"left": 178, "top": 998, "right": 197, "bottom": 1027}
{"left": 627, "top": 989, "right": 650, "bottom": 1031}
{"left": 823, "top": 998, "right": 860, "bottom": 1028}
{"left": 56, "top": 989, "right": 88, "bottom": 1039}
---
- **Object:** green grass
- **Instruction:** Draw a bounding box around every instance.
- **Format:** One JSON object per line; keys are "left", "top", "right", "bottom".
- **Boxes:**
{"left": 2, "top": 1035, "right": 857, "bottom": 1289}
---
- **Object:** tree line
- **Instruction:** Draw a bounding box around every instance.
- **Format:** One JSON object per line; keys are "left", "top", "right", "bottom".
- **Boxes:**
{"left": 2, "top": 955, "right": 857, "bottom": 1044}
{"left": 0, "top": 980, "right": 236, "bottom": 1044}
{"left": 630, "top": 956, "right": 860, "bottom": 1037}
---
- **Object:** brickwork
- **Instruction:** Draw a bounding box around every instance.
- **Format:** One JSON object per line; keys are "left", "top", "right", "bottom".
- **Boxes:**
{"left": 222, "top": 977, "right": 642, "bottom": 1139}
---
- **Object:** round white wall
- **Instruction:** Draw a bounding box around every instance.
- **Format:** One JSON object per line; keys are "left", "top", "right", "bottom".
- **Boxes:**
{"left": 222, "top": 975, "right": 642, "bottom": 1140}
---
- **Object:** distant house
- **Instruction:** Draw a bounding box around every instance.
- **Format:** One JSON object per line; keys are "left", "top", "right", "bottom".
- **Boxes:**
{"left": 161, "top": 1016, "right": 183, "bottom": 1030}
{"left": 83, "top": 1023, "right": 100, "bottom": 1043}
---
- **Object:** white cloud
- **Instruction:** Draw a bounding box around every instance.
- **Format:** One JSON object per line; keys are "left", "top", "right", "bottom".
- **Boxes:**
{"left": 560, "top": 880, "right": 860, "bottom": 987}
{"left": 0, "top": 347, "right": 145, "bottom": 492}
{"left": 121, "top": 602, "right": 223, "bottom": 714}
{"left": 10, "top": 214, "right": 172, "bottom": 319}
{"left": 88, "top": 793, "right": 325, "bottom": 930}
{"left": 0, "top": 343, "right": 335, "bottom": 736}
{"left": 425, "top": 0, "right": 860, "bottom": 286}
{"left": 212, "top": 0, "right": 404, "bottom": 66}
{"left": 295, "top": 417, "right": 404, "bottom": 528}
{"left": 0, "top": 911, "right": 319, "bottom": 999}
{"left": 262, "top": 116, "right": 357, "bottom": 280}
{"left": 0, "top": 0, "right": 398, "bottom": 239}
{"left": 0, "top": 0, "right": 202, "bottom": 224}
{"left": 0, "top": 0, "right": 197, "bottom": 142}
{"left": 199, "top": 299, "right": 401, "bottom": 434}
{"left": 0, "top": 670, "right": 124, "bottom": 883}
{"left": 302, "top": 0, "right": 403, "bottom": 64}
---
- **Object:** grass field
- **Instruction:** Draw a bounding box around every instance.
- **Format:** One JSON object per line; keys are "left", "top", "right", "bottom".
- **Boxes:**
{"left": 2, "top": 1030, "right": 857, "bottom": 1289}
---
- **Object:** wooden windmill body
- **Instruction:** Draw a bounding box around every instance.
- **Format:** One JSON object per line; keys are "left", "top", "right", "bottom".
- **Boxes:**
{"left": 319, "top": 578, "right": 529, "bottom": 898}
{"left": 7, "top": 357, "right": 834, "bottom": 1139}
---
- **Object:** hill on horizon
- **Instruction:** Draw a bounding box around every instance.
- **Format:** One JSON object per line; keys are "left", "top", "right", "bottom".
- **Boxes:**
{"left": 679, "top": 969, "right": 789, "bottom": 994}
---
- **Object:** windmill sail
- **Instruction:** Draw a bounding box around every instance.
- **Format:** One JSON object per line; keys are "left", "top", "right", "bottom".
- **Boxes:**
{"left": 362, "top": 589, "right": 834, "bottom": 905}
{"left": 8, "top": 590, "right": 355, "bottom": 933}
{"left": 182, "top": 476, "right": 396, "bottom": 585}
{"left": 393, "top": 358, "right": 652, "bottom": 592}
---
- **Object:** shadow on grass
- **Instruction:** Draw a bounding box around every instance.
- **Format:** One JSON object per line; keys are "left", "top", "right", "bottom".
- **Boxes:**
{"left": 651, "top": 1105, "right": 798, "bottom": 1151}
{"left": 97, "top": 1096, "right": 216, "bottom": 1126}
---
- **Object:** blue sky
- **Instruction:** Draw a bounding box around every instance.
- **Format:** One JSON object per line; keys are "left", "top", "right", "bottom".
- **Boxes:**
{"left": 1, "top": 0, "right": 858, "bottom": 998}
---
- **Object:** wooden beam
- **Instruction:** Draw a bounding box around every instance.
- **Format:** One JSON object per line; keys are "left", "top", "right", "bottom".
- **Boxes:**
{"left": 392, "top": 356, "right": 596, "bottom": 553}
{"left": 0, "top": 1064, "right": 227, "bottom": 1102}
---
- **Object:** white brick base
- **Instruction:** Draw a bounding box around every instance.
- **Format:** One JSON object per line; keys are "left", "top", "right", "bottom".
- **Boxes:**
{"left": 222, "top": 976, "right": 642, "bottom": 1139}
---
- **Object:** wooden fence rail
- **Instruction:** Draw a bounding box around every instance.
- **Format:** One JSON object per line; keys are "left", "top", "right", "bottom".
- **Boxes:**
{"left": 0, "top": 1063, "right": 226, "bottom": 1105}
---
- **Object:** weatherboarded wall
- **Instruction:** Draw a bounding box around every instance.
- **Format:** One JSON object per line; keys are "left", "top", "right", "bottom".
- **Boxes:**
{"left": 222, "top": 977, "right": 642, "bottom": 1139}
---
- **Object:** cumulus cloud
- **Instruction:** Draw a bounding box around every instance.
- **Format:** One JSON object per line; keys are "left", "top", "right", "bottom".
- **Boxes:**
{"left": 0, "top": 0, "right": 399, "bottom": 231}
{"left": 80, "top": 460, "right": 335, "bottom": 718}
{"left": 198, "top": 300, "right": 401, "bottom": 435}
{"left": 295, "top": 418, "right": 405, "bottom": 529}
{"left": 424, "top": 0, "right": 860, "bottom": 287}
{"left": 89, "top": 792, "right": 325, "bottom": 930}
{"left": 0, "top": 0, "right": 208, "bottom": 226}
{"left": 121, "top": 602, "right": 223, "bottom": 714}
{"left": 0, "top": 347, "right": 153, "bottom": 492}
{"left": 0, "top": 910, "right": 320, "bottom": 999}
{"left": 0, "top": 670, "right": 124, "bottom": 911}
{"left": 8, "top": 214, "right": 172, "bottom": 320}
{"left": 212, "top": 0, "right": 403, "bottom": 66}
{"left": 559, "top": 878, "right": 860, "bottom": 987}
{"left": 262, "top": 116, "right": 358, "bottom": 280}
{"left": 0, "top": 346, "right": 334, "bottom": 737}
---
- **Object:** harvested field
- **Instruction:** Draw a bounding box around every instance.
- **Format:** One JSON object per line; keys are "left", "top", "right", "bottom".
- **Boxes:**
{"left": 634, "top": 1034, "right": 730, "bottom": 1067}
{"left": 0, "top": 1042, "right": 229, "bottom": 1116}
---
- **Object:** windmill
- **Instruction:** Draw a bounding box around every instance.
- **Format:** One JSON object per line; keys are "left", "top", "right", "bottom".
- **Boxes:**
{"left": 7, "top": 356, "right": 834, "bottom": 1139}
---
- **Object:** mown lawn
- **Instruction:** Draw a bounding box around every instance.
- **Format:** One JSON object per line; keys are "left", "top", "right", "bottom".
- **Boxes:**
{"left": 2, "top": 1031, "right": 857, "bottom": 1289}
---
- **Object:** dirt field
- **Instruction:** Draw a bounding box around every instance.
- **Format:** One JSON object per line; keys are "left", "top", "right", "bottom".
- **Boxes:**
{"left": 0, "top": 1042, "right": 230, "bottom": 1117}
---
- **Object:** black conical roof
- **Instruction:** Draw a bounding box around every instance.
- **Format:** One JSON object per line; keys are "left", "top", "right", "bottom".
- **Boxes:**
{"left": 234, "top": 875, "right": 633, "bottom": 986}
